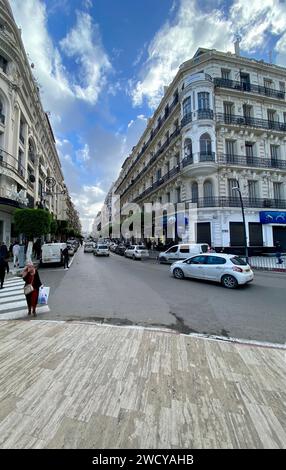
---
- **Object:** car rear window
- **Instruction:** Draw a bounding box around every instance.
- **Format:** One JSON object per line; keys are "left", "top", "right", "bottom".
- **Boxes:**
{"left": 137, "top": 246, "right": 146, "bottom": 250}
{"left": 98, "top": 245, "right": 108, "bottom": 249}
{"left": 230, "top": 257, "right": 248, "bottom": 266}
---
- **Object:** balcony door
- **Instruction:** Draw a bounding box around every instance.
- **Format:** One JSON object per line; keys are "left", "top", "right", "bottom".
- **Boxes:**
{"left": 270, "top": 145, "right": 279, "bottom": 168}
{"left": 245, "top": 142, "right": 254, "bottom": 165}
{"left": 240, "top": 73, "right": 250, "bottom": 91}
{"left": 225, "top": 140, "right": 236, "bottom": 163}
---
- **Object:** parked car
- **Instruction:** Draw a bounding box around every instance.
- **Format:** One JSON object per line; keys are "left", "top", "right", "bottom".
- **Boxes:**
{"left": 94, "top": 244, "right": 109, "bottom": 257}
{"left": 84, "top": 242, "right": 94, "bottom": 253}
{"left": 41, "top": 242, "right": 67, "bottom": 266}
{"left": 158, "top": 243, "right": 209, "bottom": 264}
{"left": 124, "top": 245, "right": 150, "bottom": 260}
{"left": 67, "top": 239, "right": 79, "bottom": 251}
{"left": 170, "top": 254, "right": 254, "bottom": 289}
{"left": 115, "top": 244, "right": 126, "bottom": 256}
{"left": 109, "top": 243, "right": 118, "bottom": 252}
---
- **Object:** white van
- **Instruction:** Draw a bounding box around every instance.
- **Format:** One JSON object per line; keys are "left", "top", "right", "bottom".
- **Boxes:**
{"left": 41, "top": 243, "right": 67, "bottom": 265}
{"left": 158, "top": 243, "right": 209, "bottom": 264}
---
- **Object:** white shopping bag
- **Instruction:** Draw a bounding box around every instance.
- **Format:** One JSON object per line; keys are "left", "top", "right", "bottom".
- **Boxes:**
{"left": 38, "top": 286, "right": 50, "bottom": 305}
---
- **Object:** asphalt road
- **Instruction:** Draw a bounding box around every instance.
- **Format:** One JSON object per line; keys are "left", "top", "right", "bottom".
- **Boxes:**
{"left": 37, "top": 248, "right": 286, "bottom": 344}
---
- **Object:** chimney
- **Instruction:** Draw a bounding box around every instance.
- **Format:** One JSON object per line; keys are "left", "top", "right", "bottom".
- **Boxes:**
{"left": 234, "top": 35, "right": 241, "bottom": 56}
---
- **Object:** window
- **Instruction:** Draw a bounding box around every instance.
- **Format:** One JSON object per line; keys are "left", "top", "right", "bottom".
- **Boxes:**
{"left": 245, "top": 142, "right": 255, "bottom": 164}
{"left": 273, "top": 182, "right": 282, "bottom": 201}
{"left": 264, "top": 78, "right": 273, "bottom": 93}
{"left": 176, "top": 187, "right": 181, "bottom": 203}
{"left": 198, "top": 92, "right": 210, "bottom": 110}
{"left": 0, "top": 55, "right": 8, "bottom": 74}
{"left": 200, "top": 133, "right": 212, "bottom": 156}
{"left": 206, "top": 256, "right": 226, "bottom": 265}
{"left": 156, "top": 168, "right": 162, "bottom": 181}
{"left": 167, "top": 246, "right": 178, "bottom": 253}
{"left": 230, "top": 257, "right": 248, "bottom": 266}
{"left": 240, "top": 73, "right": 250, "bottom": 90}
{"left": 221, "top": 69, "right": 230, "bottom": 80}
{"left": 283, "top": 112, "right": 286, "bottom": 124}
{"left": 243, "top": 104, "right": 252, "bottom": 119}
{"left": 279, "top": 81, "right": 285, "bottom": 92}
{"left": 187, "top": 256, "right": 207, "bottom": 264}
{"left": 184, "top": 138, "right": 192, "bottom": 157}
{"left": 179, "top": 246, "right": 190, "bottom": 253}
{"left": 183, "top": 96, "right": 191, "bottom": 116}
{"left": 166, "top": 192, "right": 171, "bottom": 203}
{"left": 248, "top": 180, "right": 258, "bottom": 200}
{"left": 165, "top": 161, "right": 170, "bottom": 174}
{"left": 228, "top": 179, "right": 238, "bottom": 198}
{"left": 267, "top": 109, "right": 276, "bottom": 122}
{"left": 270, "top": 145, "right": 279, "bottom": 166}
{"left": 191, "top": 182, "right": 198, "bottom": 203}
{"left": 225, "top": 140, "right": 236, "bottom": 160}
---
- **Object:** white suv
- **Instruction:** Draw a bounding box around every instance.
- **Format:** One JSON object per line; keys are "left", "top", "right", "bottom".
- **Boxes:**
{"left": 94, "top": 244, "right": 109, "bottom": 257}
{"left": 124, "top": 245, "right": 149, "bottom": 260}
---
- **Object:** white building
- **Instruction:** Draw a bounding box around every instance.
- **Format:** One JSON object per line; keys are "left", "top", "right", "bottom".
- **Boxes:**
{"left": 114, "top": 46, "right": 286, "bottom": 252}
{"left": 0, "top": 0, "right": 68, "bottom": 244}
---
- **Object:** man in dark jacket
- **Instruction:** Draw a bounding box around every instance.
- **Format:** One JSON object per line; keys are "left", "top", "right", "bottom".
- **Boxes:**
{"left": 0, "top": 257, "right": 9, "bottom": 289}
{"left": 62, "top": 246, "right": 69, "bottom": 269}
{"left": 275, "top": 241, "right": 283, "bottom": 264}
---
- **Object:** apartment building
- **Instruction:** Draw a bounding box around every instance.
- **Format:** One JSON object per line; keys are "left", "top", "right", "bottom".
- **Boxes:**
{"left": 114, "top": 45, "right": 286, "bottom": 251}
{"left": 0, "top": 0, "right": 69, "bottom": 244}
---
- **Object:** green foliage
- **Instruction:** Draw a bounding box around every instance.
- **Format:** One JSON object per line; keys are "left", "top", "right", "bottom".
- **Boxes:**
{"left": 14, "top": 209, "right": 52, "bottom": 239}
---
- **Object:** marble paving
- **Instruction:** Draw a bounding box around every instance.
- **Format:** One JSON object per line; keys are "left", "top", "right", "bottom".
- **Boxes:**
{"left": 0, "top": 320, "right": 285, "bottom": 449}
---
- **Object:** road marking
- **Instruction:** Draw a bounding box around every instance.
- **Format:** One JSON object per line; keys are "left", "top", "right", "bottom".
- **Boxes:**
{"left": 0, "top": 289, "right": 25, "bottom": 298}
{"left": 0, "top": 285, "right": 25, "bottom": 293}
{"left": 3, "top": 279, "right": 24, "bottom": 286}
{"left": 0, "top": 300, "right": 27, "bottom": 312}
{"left": 0, "top": 305, "right": 50, "bottom": 320}
{"left": 0, "top": 294, "right": 25, "bottom": 304}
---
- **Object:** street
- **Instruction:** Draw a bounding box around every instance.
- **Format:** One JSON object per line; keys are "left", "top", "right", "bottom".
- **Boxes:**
{"left": 34, "top": 247, "right": 286, "bottom": 345}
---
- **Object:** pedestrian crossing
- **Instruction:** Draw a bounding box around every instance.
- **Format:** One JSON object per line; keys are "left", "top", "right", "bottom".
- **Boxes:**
{"left": 0, "top": 277, "right": 50, "bottom": 320}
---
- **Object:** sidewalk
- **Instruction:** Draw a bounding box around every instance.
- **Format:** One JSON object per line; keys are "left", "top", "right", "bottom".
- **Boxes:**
{"left": 0, "top": 320, "right": 285, "bottom": 449}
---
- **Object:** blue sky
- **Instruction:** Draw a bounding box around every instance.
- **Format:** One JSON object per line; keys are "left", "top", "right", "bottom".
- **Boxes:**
{"left": 9, "top": 0, "right": 286, "bottom": 231}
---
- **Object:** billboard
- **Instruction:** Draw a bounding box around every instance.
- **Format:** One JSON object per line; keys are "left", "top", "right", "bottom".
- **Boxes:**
{"left": 259, "top": 211, "right": 286, "bottom": 224}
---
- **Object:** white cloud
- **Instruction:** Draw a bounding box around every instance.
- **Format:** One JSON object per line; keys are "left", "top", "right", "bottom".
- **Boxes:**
{"left": 76, "top": 143, "right": 91, "bottom": 163}
{"left": 60, "top": 11, "right": 111, "bottom": 105}
{"left": 130, "top": 0, "right": 286, "bottom": 109}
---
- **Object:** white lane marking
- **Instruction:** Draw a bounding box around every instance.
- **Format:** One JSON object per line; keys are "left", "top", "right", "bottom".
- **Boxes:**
{"left": 0, "top": 285, "right": 25, "bottom": 293}
{"left": 0, "top": 289, "right": 24, "bottom": 298}
{"left": 0, "top": 295, "right": 25, "bottom": 304}
{"left": 0, "top": 305, "right": 50, "bottom": 320}
{"left": 0, "top": 300, "right": 27, "bottom": 312}
{"left": 3, "top": 280, "right": 24, "bottom": 286}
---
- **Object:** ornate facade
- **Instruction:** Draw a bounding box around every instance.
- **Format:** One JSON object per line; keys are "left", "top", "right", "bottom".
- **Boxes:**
{"left": 114, "top": 47, "right": 286, "bottom": 250}
{"left": 0, "top": 0, "right": 71, "bottom": 244}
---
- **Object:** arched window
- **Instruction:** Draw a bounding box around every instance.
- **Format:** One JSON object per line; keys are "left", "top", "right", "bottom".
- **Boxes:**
{"left": 200, "top": 133, "right": 212, "bottom": 157}
{"left": 184, "top": 138, "right": 192, "bottom": 158}
{"left": 191, "top": 182, "right": 198, "bottom": 203}
{"left": 203, "top": 180, "right": 213, "bottom": 204}
{"left": 183, "top": 96, "right": 191, "bottom": 117}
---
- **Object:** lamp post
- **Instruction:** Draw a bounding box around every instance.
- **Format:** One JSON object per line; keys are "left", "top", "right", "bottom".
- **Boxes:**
{"left": 232, "top": 180, "right": 248, "bottom": 262}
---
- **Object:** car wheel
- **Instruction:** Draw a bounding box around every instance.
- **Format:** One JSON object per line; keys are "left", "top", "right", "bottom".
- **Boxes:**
{"left": 173, "top": 268, "right": 184, "bottom": 279}
{"left": 221, "top": 274, "right": 238, "bottom": 289}
{"left": 132, "top": 255, "right": 136, "bottom": 260}
{"left": 159, "top": 256, "right": 166, "bottom": 264}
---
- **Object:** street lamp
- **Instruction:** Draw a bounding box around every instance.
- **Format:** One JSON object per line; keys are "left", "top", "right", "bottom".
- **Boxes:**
{"left": 232, "top": 180, "right": 248, "bottom": 262}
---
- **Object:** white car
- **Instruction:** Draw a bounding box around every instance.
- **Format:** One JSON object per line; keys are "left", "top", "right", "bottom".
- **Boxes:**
{"left": 94, "top": 244, "right": 109, "bottom": 256}
{"left": 124, "top": 245, "right": 150, "bottom": 260}
{"left": 170, "top": 253, "right": 254, "bottom": 289}
{"left": 84, "top": 242, "right": 94, "bottom": 253}
{"left": 158, "top": 243, "right": 209, "bottom": 264}
{"left": 41, "top": 242, "right": 67, "bottom": 265}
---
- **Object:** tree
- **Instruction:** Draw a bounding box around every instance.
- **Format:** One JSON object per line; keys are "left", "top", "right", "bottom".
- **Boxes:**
{"left": 14, "top": 209, "right": 52, "bottom": 240}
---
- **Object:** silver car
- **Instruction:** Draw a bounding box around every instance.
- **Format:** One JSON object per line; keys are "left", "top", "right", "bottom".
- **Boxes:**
{"left": 94, "top": 244, "right": 109, "bottom": 257}
{"left": 124, "top": 245, "right": 149, "bottom": 260}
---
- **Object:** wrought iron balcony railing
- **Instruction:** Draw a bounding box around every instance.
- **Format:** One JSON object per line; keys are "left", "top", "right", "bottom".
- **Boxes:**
{"left": 181, "top": 112, "right": 192, "bottom": 127}
{"left": 0, "top": 148, "right": 26, "bottom": 179}
{"left": 214, "top": 78, "right": 285, "bottom": 100}
{"left": 197, "top": 109, "right": 214, "bottom": 120}
{"left": 191, "top": 196, "right": 286, "bottom": 209}
{"left": 216, "top": 113, "right": 286, "bottom": 132}
{"left": 219, "top": 154, "right": 286, "bottom": 170}
{"left": 199, "top": 152, "right": 216, "bottom": 162}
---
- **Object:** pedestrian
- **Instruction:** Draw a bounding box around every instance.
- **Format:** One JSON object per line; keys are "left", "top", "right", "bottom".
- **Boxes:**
{"left": 0, "top": 257, "right": 9, "bottom": 289}
{"left": 61, "top": 246, "right": 69, "bottom": 269}
{"left": 22, "top": 262, "right": 42, "bottom": 316}
{"left": 275, "top": 241, "right": 283, "bottom": 264}
{"left": 0, "top": 242, "right": 8, "bottom": 260}
{"left": 12, "top": 241, "right": 20, "bottom": 267}
{"left": 208, "top": 246, "right": 216, "bottom": 253}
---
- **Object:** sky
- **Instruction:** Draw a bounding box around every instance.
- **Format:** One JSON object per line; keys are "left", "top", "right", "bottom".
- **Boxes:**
{"left": 9, "top": 0, "right": 286, "bottom": 232}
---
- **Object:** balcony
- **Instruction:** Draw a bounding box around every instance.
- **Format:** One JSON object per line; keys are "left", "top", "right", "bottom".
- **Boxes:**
{"left": 181, "top": 112, "right": 192, "bottom": 128}
{"left": 197, "top": 109, "right": 214, "bottom": 120}
{"left": 192, "top": 197, "right": 286, "bottom": 209}
{"left": 133, "top": 166, "right": 181, "bottom": 203}
{"left": 199, "top": 152, "right": 216, "bottom": 162}
{"left": 0, "top": 113, "right": 5, "bottom": 124}
{"left": 218, "top": 154, "right": 286, "bottom": 170}
{"left": 214, "top": 78, "right": 285, "bottom": 100}
{"left": 182, "top": 154, "right": 193, "bottom": 167}
{"left": 0, "top": 148, "right": 26, "bottom": 180}
{"left": 216, "top": 113, "right": 286, "bottom": 132}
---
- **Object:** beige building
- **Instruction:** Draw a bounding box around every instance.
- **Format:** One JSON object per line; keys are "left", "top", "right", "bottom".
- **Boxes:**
{"left": 114, "top": 46, "right": 286, "bottom": 251}
{"left": 0, "top": 0, "right": 69, "bottom": 244}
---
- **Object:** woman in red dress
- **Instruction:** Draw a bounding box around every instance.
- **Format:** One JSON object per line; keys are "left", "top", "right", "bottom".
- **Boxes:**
{"left": 22, "top": 262, "right": 42, "bottom": 316}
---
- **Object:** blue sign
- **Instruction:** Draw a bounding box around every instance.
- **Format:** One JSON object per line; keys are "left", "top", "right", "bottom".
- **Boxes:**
{"left": 259, "top": 211, "right": 286, "bottom": 224}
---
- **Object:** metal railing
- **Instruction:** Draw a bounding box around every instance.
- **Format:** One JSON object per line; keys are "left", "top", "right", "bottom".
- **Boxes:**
{"left": 216, "top": 113, "right": 286, "bottom": 132}
{"left": 181, "top": 113, "right": 192, "bottom": 127}
{"left": 218, "top": 154, "right": 286, "bottom": 170}
{"left": 192, "top": 196, "right": 286, "bottom": 209}
{"left": 0, "top": 148, "right": 26, "bottom": 179}
{"left": 197, "top": 109, "right": 214, "bottom": 120}
{"left": 133, "top": 165, "right": 181, "bottom": 203}
{"left": 248, "top": 256, "right": 286, "bottom": 271}
{"left": 214, "top": 78, "right": 285, "bottom": 100}
{"left": 199, "top": 152, "right": 216, "bottom": 162}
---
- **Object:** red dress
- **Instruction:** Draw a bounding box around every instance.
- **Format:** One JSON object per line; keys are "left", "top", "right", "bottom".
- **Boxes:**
{"left": 24, "top": 271, "right": 42, "bottom": 311}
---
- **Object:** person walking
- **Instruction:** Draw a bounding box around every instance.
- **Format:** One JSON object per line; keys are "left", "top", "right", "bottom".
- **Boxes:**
{"left": 12, "top": 241, "right": 20, "bottom": 267}
{"left": 22, "top": 262, "right": 42, "bottom": 316}
{"left": 275, "top": 241, "right": 283, "bottom": 264}
{"left": 0, "top": 257, "right": 9, "bottom": 289}
{"left": 0, "top": 242, "right": 8, "bottom": 260}
{"left": 62, "top": 246, "right": 69, "bottom": 269}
